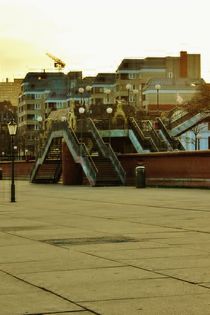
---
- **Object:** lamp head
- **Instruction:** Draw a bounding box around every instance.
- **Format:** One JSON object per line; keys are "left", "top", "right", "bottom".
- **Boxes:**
{"left": 78, "top": 87, "right": 85, "bottom": 94}
{"left": 106, "top": 107, "right": 113, "bottom": 114}
{"left": 155, "top": 84, "right": 161, "bottom": 90}
{"left": 7, "top": 120, "right": 17, "bottom": 136}
{"left": 126, "top": 83, "right": 132, "bottom": 90}
{"left": 79, "top": 107, "right": 85, "bottom": 114}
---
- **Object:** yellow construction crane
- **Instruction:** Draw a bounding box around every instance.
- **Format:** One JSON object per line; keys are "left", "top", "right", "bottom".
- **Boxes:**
{"left": 46, "top": 53, "right": 66, "bottom": 71}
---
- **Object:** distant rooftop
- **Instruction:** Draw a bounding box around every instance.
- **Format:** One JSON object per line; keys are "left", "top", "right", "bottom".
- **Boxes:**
{"left": 22, "top": 72, "right": 67, "bottom": 94}
{"left": 117, "top": 57, "right": 166, "bottom": 71}
{"left": 93, "top": 73, "right": 116, "bottom": 85}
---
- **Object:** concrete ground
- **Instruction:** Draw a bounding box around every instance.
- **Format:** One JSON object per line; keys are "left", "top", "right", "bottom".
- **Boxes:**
{"left": 1, "top": 181, "right": 210, "bottom": 314}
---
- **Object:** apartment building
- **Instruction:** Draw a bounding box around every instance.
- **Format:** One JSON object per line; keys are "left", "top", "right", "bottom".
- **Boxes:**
{"left": 18, "top": 71, "right": 69, "bottom": 156}
{"left": 116, "top": 51, "right": 201, "bottom": 111}
{"left": 91, "top": 73, "right": 116, "bottom": 105}
{"left": 0, "top": 78, "right": 22, "bottom": 107}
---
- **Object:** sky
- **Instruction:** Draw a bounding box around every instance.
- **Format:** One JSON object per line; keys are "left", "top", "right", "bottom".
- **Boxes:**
{"left": 0, "top": 0, "right": 210, "bottom": 81}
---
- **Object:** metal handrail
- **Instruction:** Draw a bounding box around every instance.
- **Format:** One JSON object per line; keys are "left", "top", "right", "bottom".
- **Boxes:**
{"left": 87, "top": 118, "right": 126, "bottom": 184}
{"left": 129, "top": 117, "right": 158, "bottom": 152}
{"left": 140, "top": 120, "right": 167, "bottom": 150}
{"left": 157, "top": 118, "right": 185, "bottom": 150}
{"left": 169, "top": 110, "right": 210, "bottom": 129}
{"left": 31, "top": 120, "right": 98, "bottom": 185}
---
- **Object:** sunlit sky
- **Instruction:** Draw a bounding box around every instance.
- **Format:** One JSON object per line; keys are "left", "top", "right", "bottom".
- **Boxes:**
{"left": 0, "top": 0, "right": 210, "bottom": 81}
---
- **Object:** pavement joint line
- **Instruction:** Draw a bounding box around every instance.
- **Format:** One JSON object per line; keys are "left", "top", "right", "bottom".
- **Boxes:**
{"left": 0, "top": 269, "right": 100, "bottom": 315}
{"left": 16, "top": 264, "right": 127, "bottom": 275}
{"left": 76, "top": 292, "right": 210, "bottom": 303}
{"left": 25, "top": 312, "right": 89, "bottom": 314}
{"left": 8, "top": 191, "right": 210, "bottom": 213}
{"left": 77, "top": 250, "right": 210, "bottom": 291}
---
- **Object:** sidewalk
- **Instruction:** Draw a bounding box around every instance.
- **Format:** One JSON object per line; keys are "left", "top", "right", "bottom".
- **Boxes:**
{"left": 1, "top": 180, "right": 210, "bottom": 314}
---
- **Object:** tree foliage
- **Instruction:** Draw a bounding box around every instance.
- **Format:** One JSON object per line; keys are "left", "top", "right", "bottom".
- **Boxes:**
{"left": 184, "top": 83, "right": 210, "bottom": 113}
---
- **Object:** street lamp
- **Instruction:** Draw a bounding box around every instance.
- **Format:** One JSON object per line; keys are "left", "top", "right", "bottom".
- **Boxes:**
{"left": 78, "top": 87, "right": 85, "bottom": 106}
{"left": 196, "top": 133, "right": 202, "bottom": 150}
{"left": 133, "top": 89, "right": 139, "bottom": 108}
{"left": 104, "top": 88, "right": 111, "bottom": 105}
{"left": 106, "top": 107, "right": 113, "bottom": 144}
{"left": 7, "top": 120, "right": 17, "bottom": 202}
{"left": 126, "top": 83, "right": 132, "bottom": 105}
{"left": 25, "top": 149, "right": 28, "bottom": 161}
{"left": 78, "top": 106, "right": 85, "bottom": 155}
{"left": 85, "top": 85, "right": 92, "bottom": 113}
{"left": 155, "top": 84, "right": 161, "bottom": 116}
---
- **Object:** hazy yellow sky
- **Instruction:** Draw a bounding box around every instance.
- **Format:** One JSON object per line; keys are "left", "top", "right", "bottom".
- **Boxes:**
{"left": 0, "top": 0, "right": 210, "bottom": 81}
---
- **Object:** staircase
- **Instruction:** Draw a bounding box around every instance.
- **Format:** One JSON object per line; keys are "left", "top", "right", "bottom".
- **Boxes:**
{"left": 93, "top": 156, "right": 122, "bottom": 186}
{"left": 87, "top": 118, "right": 126, "bottom": 185}
{"left": 129, "top": 117, "right": 167, "bottom": 152}
{"left": 31, "top": 120, "right": 126, "bottom": 186}
{"left": 31, "top": 121, "right": 97, "bottom": 186}
{"left": 168, "top": 111, "right": 210, "bottom": 137}
{"left": 31, "top": 138, "right": 62, "bottom": 183}
{"left": 157, "top": 118, "right": 185, "bottom": 150}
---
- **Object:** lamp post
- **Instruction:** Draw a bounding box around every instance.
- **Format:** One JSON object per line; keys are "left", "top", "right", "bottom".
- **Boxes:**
{"left": 106, "top": 107, "right": 113, "bottom": 144}
{"left": 85, "top": 85, "right": 92, "bottom": 114}
{"left": 126, "top": 83, "right": 132, "bottom": 105}
{"left": 133, "top": 89, "right": 139, "bottom": 109}
{"left": 196, "top": 133, "right": 201, "bottom": 150}
{"left": 155, "top": 84, "right": 161, "bottom": 116}
{"left": 104, "top": 88, "right": 111, "bottom": 105}
{"left": 7, "top": 120, "right": 17, "bottom": 202}
{"left": 25, "top": 149, "right": 28, "bottom": 161}
{"left": 78, "top": 87, "right": 85, "bottom": 106}
{"left": 1, "top": 152, "right": 5, "bottom": 161}
{"left": 35, "top": 115, "right": 43, "bottom": 156}
{"left": 78, "top": 106, "right": 85, "bottom": 155}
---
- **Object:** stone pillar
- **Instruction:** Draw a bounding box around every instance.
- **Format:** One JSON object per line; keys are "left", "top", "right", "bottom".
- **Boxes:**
{"left": 62, "top": 141, "right": 83, "bottom": 185}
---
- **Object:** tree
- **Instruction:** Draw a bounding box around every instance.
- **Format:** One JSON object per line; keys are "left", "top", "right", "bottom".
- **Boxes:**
{"left": 184, "top": 83, "right": 210, "bottom": 113}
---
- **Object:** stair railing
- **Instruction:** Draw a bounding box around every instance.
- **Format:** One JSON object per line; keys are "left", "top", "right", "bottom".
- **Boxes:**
{"left": 31, "top": 121, "right": 98, "bottom": 186}
{"left": 129, "top": 117, "right": 158, "bottom": 152}
{"left": 87, "top": 118, "right": 126, "bottom": 184}
{"left": 140, "top": 120, "right": 167, "bottom": 150}
{"left": 157, "top": 118, "right": 185, "bottom": 150}
{"left": 169, "top": 110, "right": 210, "bottom": 130}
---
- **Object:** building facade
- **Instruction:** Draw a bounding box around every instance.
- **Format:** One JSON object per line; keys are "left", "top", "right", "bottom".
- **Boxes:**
{"left": 0, "top": 78, "right": 22, "bottom": 107}
{"left": 116, "top": 51, "right": 201, "bottom": 112}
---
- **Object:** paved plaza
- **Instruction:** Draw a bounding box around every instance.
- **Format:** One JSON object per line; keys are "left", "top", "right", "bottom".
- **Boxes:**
{"left": 1, "top": 181, "right": 210, "bottom": 314}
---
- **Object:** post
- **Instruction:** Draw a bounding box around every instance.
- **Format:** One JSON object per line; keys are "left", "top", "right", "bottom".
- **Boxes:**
{"left": 78, "top": 107, "right": 85, "bottom": 156}
{"left": 126, "top": 83, "right": 132, "bottom": 106}
{"left": 155, "top": 84, "right": 161, "bottom": 116}
{"left": 11, "top": 135, "right": 15, "bottom": 202}
{"left": 106, "top": 107, "right": 113, "bottom": 145}
{"left": 7, "top": 120, "right": 17, "bottom": 203}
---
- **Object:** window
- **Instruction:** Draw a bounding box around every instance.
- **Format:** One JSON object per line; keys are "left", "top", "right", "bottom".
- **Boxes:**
{"left": 129, "top": 73, "right": 136, "bottom": 79}
{"left": 168, "top": 72, "right": 173, "bottom": 78}
{"left": 35, "top": 94, "right": 42, "bottom": 99}
{"left": 35, "top": 104, "right": 41, "bottom": 109}
{"left": 129, "top": 95, "right": 135, "bottom": 102}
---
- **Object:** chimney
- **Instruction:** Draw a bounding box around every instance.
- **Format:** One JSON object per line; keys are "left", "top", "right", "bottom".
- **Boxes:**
{"left": 180, "top": 51, "right": 188, "bottom": 78}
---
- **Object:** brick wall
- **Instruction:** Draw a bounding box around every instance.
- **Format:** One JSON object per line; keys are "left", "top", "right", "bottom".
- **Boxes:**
{"left": 118, "top": 150, "right": 210, "bottom": 188}
{"left": 0, "top": 161, "right": 34, "bottom": 179}
{"left": 2, "top": 150, "right": 210, "bottom": 188}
